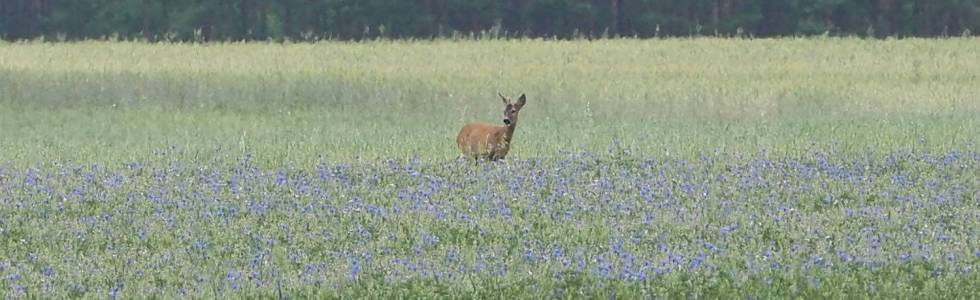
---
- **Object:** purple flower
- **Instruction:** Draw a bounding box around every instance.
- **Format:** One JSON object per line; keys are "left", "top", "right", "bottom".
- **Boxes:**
{"left": 704, "top": 242, "right": 718, "bottom": 252}
{"left": 42, "top": 266, "right": 55, "bottom": 277}
{"left": 276, "top": 170, "right": 288, "bottom": 186}
{"left": 576, "top": 253, "right": 586, "bottom": 271}
{"left": 109, "top": 283, "right": 123, "bottom": 300}
{"left": 689, "top": 252, "right": 705, "bottom": 270}
{"left": 348, "top": 257, "right": 362, "bottom": 281}
{"left": 524, "top": 249, "right": 537, "bottom": 263}
{"left": 551, "top": 245, "right": 565, "bottom": 259}
{"left": 226, "top": 270, "right": 241, "bottom": 290}
{"left": 899, "top": 252, "right": 912, "bottom": 263}
{"left": 25, "top": 169, "right": 39, "bottom": 186}
{"left": 720, "top": 224, "right": 736, "bottom": 235}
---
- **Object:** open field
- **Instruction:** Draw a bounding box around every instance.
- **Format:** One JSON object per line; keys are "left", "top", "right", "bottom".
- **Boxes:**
{"left": 0, "top": 38, "right": 978, "bottom": 298}
{"left": 1, "top": 38, "right": 978, "bottom": 164}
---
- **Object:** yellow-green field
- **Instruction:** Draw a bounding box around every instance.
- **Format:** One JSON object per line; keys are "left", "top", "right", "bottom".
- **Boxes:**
{"left": 1, "top": 38, "right": 977, "bottom": 165}
{"left": 0, "top": 39, "right": 977, "bottom": 298}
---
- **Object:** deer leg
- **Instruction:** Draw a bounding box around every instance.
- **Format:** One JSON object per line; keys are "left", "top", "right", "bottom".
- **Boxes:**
{"left": 487, "top": 143, "right": 497, "bottom": 161}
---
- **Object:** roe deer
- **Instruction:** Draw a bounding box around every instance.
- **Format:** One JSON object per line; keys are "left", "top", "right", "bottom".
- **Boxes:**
{"left": 456, "top": 93, "right": 527, "bottom": 161}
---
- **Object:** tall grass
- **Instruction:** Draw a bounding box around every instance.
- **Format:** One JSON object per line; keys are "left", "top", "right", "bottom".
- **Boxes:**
{"left": 1, "top": 38, "right": 977, "bottom": 165}
{"left": 0, "top": 38, "right": 977, "bottom": 298}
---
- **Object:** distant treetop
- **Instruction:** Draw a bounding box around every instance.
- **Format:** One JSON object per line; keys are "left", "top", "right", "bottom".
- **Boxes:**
{"left": 1, "top": 0, "right": 977, "bottom": 41}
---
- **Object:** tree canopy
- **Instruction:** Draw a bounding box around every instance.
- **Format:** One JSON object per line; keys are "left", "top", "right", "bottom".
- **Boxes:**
{"left": 2, "top": 0, "right": 978, "bottom": 41}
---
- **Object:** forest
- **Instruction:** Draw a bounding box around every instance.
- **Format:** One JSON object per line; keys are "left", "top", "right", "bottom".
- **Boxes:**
{"left": 2, "top": 0, "right": 979, "bottom": 41}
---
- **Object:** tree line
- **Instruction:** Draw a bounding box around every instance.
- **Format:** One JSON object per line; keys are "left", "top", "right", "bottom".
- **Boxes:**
{"left": 2, "top": 0, "right": 978, "bottom": 41}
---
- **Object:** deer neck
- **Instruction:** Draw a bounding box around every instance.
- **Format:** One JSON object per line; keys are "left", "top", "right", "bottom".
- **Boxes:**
{"left": 501, "top": 120, "right": 517, "bottom": 143}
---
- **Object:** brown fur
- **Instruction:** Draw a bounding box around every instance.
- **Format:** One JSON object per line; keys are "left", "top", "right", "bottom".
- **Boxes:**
{"left": 456, "top": 93, "right": 527, "bottom": 161}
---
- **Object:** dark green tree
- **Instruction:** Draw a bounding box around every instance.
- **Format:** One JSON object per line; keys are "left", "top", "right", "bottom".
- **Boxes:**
{"left": 1, "top": 0, "right": 977, "bottom": 40}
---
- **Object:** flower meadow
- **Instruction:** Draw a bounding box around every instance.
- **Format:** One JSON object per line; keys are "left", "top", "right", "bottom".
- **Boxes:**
{"left": 2, "top": 39, "right": 979, "bottom": 298}
{"left": 1, "top": 146, "right": 977, "bottom": 298}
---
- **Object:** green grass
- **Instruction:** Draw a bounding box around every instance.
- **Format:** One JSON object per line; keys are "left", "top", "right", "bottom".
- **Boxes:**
{"left": 0, "top": 38, "right": 978, "bottom": 299}
{"left": 1, "top": 38, "right": 977, "bottom": 166}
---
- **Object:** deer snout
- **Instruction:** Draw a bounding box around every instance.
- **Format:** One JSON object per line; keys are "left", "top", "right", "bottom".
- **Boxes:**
{"left": 503, "top": 119, "right": 511, "bottom": 125}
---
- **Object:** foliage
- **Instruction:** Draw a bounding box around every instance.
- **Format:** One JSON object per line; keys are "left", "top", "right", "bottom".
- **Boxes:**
{"left": 0, "top": 39, "right": 978, "bottom": 297}
{"left": 2, "top": 0, "right": 979, "bottom": 40}
{"left": 1, "top": 38, "right": 978, "bottom": 165}
{"left": 0, "top": 146, "right": 978, "bottom": 298}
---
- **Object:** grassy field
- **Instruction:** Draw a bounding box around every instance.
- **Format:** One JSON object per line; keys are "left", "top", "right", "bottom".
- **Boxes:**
{"left": 0, "top": 38, "right": 978, "bottom": 298}
{"left": 1, "top": 38, "right": 978, "bottom": 164}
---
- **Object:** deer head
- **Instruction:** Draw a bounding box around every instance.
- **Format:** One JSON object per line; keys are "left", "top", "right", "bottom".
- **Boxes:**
{"left": 498, "top": 92, "right": 526, "bottom": 126}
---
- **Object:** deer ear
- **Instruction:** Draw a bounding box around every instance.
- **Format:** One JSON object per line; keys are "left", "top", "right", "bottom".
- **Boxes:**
{"left": 516, "top": 94, "right": 526, "bottom": 108}
{"left": 498, "top": 92, "right": 509, "bottom": 104}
